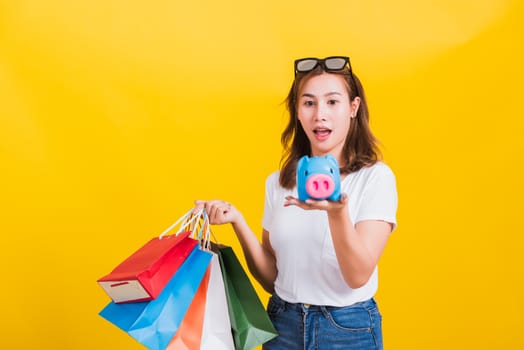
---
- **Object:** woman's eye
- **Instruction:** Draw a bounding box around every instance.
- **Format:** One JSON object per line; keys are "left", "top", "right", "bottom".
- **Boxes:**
{"left": 327, "top": 99, "right": 339, "bottom": 105}
{"left": 303, "top": 100, "right": 315, "bottom": 106}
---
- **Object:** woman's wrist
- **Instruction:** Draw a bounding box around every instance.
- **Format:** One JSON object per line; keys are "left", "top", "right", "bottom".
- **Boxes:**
{"left": 231, "top": 212, "right": 247, "bottom": 231}
{"left": 327, "top": 207, "right": 347, "bottom": 221}
{"left": 327, "top": 198, "right": 348, "bottom": 217}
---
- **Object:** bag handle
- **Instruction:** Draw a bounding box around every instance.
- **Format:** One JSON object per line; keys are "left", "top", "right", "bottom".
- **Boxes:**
{"left": 179, "top": 209, "right": 217, "bottom": 251}
{"left": 183, "top": 210, "right": 213, "bottom": 249}
{"left": 199, "top": 211, "right": 215, "bottom": 251}
{"left": 158, "top": 208, "right": 217, "bottom": 250}
{"left": 158, "top": 208, "right": 203, "bottom": 239}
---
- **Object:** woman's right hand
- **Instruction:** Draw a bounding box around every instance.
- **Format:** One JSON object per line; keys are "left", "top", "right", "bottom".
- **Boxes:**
{"left": 194, "top": 199, "right": 242, "bottom": 226}
{"left": 196, "top": 200, "right": 276, "bottom": 293}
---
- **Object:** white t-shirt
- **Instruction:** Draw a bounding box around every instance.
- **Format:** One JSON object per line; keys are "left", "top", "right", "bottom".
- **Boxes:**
{"left": 262, "top": 162, "right": 398, "bottom": 307}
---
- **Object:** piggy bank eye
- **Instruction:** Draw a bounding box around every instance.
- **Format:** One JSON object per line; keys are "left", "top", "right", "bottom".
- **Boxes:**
{"left": 305, "top": 170, "right": 309, "bottom": 176}
{"left": 330, "top": 168, "right": 334, "bottom": 174}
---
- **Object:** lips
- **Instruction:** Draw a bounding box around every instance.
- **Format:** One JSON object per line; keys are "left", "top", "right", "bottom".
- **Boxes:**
{"left": 313, "top": 128, "right": 332, "bottom": 141}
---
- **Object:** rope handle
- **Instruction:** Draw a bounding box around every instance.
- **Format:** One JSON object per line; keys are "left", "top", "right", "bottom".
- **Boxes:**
{"left": 158, "top": 208, "right": 216, "bottom": 249}
{"left": 179, "top": 209, "right": 217, "bottom": 251}
{"left": 158, "top": 208, "right": 203, "bottom": 239}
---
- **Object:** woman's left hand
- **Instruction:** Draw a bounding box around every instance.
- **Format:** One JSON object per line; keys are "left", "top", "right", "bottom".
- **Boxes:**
{"left": 284, "top": 193, "right": 348, "bottom": 213}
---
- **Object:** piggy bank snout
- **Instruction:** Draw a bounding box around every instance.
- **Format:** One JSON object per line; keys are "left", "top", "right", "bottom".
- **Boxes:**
{"left": 305, "top": 174, "right": 335, "bottom": 199}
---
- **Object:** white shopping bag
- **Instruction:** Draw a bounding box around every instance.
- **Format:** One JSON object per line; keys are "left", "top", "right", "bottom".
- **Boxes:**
{"left": 201, "top": 253, "right": 235, "bottom": 350}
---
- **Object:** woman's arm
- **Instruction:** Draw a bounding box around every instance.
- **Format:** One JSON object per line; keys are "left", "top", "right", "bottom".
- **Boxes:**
{"left": 284, "top": 195, "right": 392, "bottom": 289}
{"left": 195, "top": 200, "right": 277, "bottom": 293}
{"left": 327, "top": 205, "right": 391, "bottom": 289}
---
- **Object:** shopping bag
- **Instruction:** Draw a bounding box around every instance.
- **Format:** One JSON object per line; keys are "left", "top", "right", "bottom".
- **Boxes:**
{"left": 98, "top": 230, "right": 197, "bottom": 303}
{"left": 217, "top": 245, "right": 278, "bottom": 350}
{"left": 166, "top": 264, "right": 210, "bottom": 349}
{"left": 199, "top": 253, "right": 235, "bottom": 349}
{"left": 97, "top": 207, "right": 207, "bottom": 304}
{"left": 169, "top": 211, "right": 235, "bottom": 349}
{"left": 99, "top": 246, "right": 213, "bottom": 350}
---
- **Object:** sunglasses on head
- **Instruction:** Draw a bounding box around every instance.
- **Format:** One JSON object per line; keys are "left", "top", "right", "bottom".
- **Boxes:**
{"left": 294, "top": 56, "right": 352, "bottom": 76}
{"left": 294, "top": 56, "right": 359, "bottom": 96}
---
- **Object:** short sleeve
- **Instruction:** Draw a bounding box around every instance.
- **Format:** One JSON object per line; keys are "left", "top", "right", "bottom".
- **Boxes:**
{"left": 355, "top": 163, "right": 398, "bottom": 231}
{"left": 262, "top": 172, "right": 279, "bottom": 232}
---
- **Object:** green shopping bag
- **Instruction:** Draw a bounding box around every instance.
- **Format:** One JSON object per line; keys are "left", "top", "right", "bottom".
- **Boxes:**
{"left": 216, "top": 245, "right": 278, "bottom": 350}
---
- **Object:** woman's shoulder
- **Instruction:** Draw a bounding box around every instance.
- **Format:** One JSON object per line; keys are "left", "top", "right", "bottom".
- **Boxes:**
{"left": 358, "top": 161, "right": 395, "bottom": 176}
{"left": 264, "top": 170, "right": 291, "bottom": 199}
{"left": 351, "top": 161, "right": 396, "bottom": 183}
{"left": 265, "top": 170, "right": 281, "bottom": 187}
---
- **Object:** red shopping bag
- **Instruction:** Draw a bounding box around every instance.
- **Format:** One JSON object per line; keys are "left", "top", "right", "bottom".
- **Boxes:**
{"left": 98, "top": 230, "right": 198, "bottom": 303}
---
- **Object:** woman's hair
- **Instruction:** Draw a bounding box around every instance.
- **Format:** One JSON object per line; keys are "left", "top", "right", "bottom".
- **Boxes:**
{"left": 279, "top": 66, "right": 382, "bottom": 189}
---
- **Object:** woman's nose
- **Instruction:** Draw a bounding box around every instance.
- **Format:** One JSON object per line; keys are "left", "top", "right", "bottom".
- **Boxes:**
{"left": 314, "top": 104, "right": 328, "bottom": 121}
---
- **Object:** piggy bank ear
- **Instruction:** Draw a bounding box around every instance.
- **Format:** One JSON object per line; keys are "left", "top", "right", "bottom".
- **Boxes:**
{"left": 297, "top": 155, "right": 310, "bottom": 171}
{"left": 325, "top": 154, "right": 339, "bottom": 168}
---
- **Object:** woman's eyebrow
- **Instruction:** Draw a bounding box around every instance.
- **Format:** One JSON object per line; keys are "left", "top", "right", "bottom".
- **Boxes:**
{"left": 300, "top": 92, "right": 343, "bottom": 98}
{"left": 324, "top": 92, "right": 343, "bottom": 97}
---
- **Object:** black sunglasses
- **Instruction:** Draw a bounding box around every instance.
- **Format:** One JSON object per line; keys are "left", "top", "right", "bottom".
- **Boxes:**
{"left": 294, "top": 56, "right": 352, "bottom": 75}
{"left": 294, "top": 56, "right": 359, "bottom": 96}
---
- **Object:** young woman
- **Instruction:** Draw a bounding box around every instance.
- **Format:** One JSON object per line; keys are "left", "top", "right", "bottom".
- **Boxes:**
{"left": 195, "top": 56, "right": 398, "bottom": 350}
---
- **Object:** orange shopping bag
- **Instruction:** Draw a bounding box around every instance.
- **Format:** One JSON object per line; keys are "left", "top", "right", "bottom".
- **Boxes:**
{"left": 166, "top": 264, "right": 211, "bottom": 349}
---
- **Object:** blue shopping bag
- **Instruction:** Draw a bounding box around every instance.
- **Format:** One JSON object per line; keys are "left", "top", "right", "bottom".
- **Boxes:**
{"left": 99, "top": 246, "right": 212, "bottom": 350}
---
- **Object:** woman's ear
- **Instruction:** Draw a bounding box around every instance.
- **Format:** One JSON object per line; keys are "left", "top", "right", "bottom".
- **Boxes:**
{"left": 351, "top": 96, "right": 361, "bottom": 118}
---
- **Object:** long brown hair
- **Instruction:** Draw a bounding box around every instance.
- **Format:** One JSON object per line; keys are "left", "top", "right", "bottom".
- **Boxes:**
{"left": 279, "top": 66, "right": 381, "bottom": 189}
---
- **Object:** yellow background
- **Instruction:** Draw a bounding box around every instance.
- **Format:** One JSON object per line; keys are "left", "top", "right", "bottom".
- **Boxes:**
{"left": 1, "top": 0, "right": 523, "bottom": 349}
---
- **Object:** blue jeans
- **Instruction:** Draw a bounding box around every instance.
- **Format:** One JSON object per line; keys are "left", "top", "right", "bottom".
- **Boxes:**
{"left": 263, "top": 294, "right": 383, "bottom": 350}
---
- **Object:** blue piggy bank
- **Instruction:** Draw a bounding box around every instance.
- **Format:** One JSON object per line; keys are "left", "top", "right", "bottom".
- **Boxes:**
{"left": 297, "top": 155, "right": 341, "bottom": 202}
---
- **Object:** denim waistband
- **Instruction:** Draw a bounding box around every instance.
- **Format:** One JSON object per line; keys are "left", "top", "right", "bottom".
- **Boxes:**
{"left": 271, "top": 293, "right": 377, "bottom": 312}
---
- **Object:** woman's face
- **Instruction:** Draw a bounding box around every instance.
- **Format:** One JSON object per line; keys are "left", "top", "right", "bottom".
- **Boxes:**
{"left": 297, "top": 73, "right": 360, "bottom": 163}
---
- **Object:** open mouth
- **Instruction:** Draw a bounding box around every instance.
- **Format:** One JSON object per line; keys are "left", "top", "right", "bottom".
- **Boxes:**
{"left": 313, "top": 128, "right": 332, "bottom": 140}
